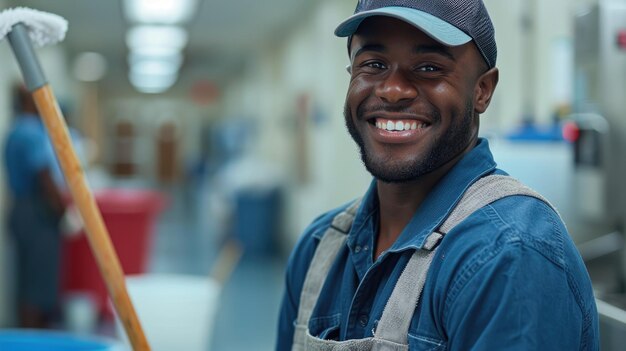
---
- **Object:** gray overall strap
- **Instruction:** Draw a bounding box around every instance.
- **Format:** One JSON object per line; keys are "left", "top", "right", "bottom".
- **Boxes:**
{"left": 438, "top": 174, "right": 556, "bottom": 234}
{"left": 294, "top": 199, "right": 362, "bottom": 338}
{"left": 373, "top": 175, "right": 554, "bottom": 345}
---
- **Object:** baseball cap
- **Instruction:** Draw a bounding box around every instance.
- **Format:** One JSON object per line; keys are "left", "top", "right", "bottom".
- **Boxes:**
{"left": 335, "top": 0, "right": 497, "bottom": 68}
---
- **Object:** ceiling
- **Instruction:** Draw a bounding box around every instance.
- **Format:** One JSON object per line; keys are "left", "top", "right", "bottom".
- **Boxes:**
{"left": 7, "top": 0, "right": 313, "bottom": 95}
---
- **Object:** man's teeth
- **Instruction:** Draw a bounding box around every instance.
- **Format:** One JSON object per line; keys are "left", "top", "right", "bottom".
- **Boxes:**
{"left": 375, "top": 119, "right": 426, "bottom": 131}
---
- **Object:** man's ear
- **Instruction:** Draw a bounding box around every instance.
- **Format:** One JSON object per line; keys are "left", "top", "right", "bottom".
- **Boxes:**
{"left": 474, "top": 67, "right": 499, "bottom": 114}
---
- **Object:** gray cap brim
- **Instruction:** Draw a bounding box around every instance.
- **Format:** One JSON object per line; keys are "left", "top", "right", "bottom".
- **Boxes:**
{"left": 334, "top": 6, "right": 471, "bottom": 46}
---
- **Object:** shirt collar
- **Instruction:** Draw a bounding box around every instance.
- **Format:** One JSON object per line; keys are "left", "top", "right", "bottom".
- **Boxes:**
{"left": 349, "top": 138, "right": 497, "bottom": 252}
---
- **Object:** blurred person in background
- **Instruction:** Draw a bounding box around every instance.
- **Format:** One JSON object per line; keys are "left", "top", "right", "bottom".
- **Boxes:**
{"left": 277, "top": 0, "right": 598, "bottom": 350}
{"left": 3, "top": 84, "right": 67, "bottom": 328}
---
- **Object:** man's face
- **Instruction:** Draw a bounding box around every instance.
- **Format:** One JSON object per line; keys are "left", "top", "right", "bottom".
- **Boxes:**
{"left": 344, "top": 17, "right": 488, "bottom": 183}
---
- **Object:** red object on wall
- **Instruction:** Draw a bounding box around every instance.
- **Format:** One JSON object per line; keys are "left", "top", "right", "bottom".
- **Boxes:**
{"left": 618, "top": 29, "right": 626, "bottom": 50}
{"left": 61, "top": 189, "right": 167, "bottom": 319}
{"left": 190, "top": 80, "right": 219, "bottom": 106}
{"left": 562, "top": 121, "right": 581, "bottom": 143}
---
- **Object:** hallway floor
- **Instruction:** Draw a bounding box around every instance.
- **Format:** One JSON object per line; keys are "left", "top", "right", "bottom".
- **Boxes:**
{"left": 142, "top": 183, "right": 286, "bottom": 351}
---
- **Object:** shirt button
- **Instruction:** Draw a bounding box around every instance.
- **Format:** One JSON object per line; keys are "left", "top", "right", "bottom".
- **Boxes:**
{"left": 363, "top": 245, "right": 369, "bottom": 251}
{"left": 358, "top": 314, "right": 369, "bottom": 327}
{"left": 354, "top": 245, "right": 361, "bottom": 253}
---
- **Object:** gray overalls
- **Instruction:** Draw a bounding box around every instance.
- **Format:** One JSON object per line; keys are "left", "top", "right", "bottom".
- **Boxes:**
{"left": 292, "top": 175, "right": 555, "bottom": 351}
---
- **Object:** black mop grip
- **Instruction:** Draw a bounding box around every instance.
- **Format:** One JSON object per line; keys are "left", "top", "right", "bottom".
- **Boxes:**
{"left": 7, "top": 23, "right": 48, "bottom": 92}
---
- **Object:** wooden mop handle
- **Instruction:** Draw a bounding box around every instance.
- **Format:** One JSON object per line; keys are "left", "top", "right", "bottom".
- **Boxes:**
{"left": 32, "top": 85, "right": 151, "bottom": 351}
{"left": 5, "top": 22, "right": 148, "bottom": 350}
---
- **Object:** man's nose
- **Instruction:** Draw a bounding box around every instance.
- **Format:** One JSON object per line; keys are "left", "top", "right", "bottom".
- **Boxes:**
{"left": 375, "top": 69, "right": 418, "bottom": 103}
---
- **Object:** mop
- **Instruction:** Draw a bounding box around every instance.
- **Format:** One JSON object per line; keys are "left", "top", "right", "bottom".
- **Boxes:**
{"left": 0, "top": 8, "right": 150, "bottom": 350}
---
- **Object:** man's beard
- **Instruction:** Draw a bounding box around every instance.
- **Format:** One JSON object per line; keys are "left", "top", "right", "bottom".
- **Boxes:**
{"left": 344, "top": 100, "right": 475, "bottom": 183}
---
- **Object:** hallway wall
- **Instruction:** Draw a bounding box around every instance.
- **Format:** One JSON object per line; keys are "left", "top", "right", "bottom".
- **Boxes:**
{"left": 218, "top": 0, "right": 371, "bottom": 251}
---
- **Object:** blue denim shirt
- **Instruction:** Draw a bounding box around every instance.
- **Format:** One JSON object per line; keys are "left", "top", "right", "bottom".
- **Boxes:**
{"left": 277, "top": 139, "right": 599, "bottom": 350}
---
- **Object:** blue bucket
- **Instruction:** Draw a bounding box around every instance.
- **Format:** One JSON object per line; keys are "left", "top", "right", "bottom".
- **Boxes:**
{"left": 0, "top": 329, "right": 124, "bottom": 351}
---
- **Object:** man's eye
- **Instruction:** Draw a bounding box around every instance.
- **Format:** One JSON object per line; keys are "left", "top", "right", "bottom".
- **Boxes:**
{"left": 417, "top": 65, "right": 440, "bottom": 72}
{"left": 365, "top": 61, "right": 386, "bottom": 69}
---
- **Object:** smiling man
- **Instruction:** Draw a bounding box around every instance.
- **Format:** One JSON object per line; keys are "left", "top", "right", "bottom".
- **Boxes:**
{"left": 277, "top": 1, "right": 599, "bottom": 350}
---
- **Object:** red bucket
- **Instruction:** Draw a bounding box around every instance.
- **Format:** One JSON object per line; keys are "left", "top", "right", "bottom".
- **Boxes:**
{"left": 61, "top": 189, "right": 167, "bottom": 319}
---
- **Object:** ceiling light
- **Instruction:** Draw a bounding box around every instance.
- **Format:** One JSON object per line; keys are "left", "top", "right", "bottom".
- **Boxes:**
{"left": 128, "top": 51, "right": 183, "bottom": 68}
{"left": 130, "top": 59, "right": 181, "bottom": 76}
{"left": 123, "top": 0, "right": 198, "bottom": 24}
{"left": 130, "top": 46, "right": 182, "bottom": 57}
{"left": 73, "top": 52, "right": 108, "bottom": 82}
{"left": 129, "top": 71, "right": 178, "bottom": 94}
{"left": 132, "top": 85, "right": 171, "bottom": 94}
{"left": 126, "top": 25, "right": 188, "bottom": 52}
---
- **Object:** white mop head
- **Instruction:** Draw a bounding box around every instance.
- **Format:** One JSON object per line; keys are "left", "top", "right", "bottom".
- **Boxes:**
{"left": 0, "top": 7, "right": 67, "bottom": 47}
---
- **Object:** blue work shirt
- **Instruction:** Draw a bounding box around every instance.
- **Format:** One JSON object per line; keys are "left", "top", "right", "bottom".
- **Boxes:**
{"left": 4, "top": 114, "right": 58, "bottom": 196}
{"left": 277, "top": 139, "right": 599, "bottom": 350}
